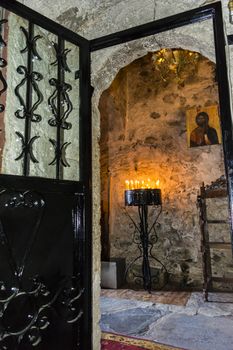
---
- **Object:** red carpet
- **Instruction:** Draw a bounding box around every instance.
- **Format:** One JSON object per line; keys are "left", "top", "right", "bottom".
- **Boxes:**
{"left": 101, "top": 333, "right": 186, "bottom": 350}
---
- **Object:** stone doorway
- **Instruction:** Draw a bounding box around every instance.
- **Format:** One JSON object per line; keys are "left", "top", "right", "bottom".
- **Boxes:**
{"left": 98, "top": 49, "right": 232, "bottom": 291}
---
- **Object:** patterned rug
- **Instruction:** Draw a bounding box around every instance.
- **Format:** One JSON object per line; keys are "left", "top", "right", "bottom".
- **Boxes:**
{"left": 101, "top": 333, "right": 186, "bottom": 350}
{"left": 101, "top": 289, "right": 191, "bottom": 306}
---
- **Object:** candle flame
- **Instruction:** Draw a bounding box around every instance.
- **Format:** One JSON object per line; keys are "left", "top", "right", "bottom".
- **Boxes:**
{"left": 125, "top": 179, "right": 160, "bottom": 190}
{"left": 125, "top": 180, "right": 130, "bottom": 190}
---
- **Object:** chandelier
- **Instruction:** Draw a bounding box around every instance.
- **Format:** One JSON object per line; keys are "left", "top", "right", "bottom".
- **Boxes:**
{"left": 152, "top": 48, "right": 200, "bottom": 86}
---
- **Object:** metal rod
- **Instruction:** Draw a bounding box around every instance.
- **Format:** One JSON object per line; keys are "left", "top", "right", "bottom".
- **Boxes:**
{"left": 139, "top": 204, "right": 152, "bottom": 292}
{"left": 212, "top": 4, "right": 233, "bottom": 254}
{"left": 90, "top": 3, "right": 217, "bottom": 52}
{"left": 56, "top": 37, "right": 64, "bottom": 180}
{"left": 79, "top": 40, "right": 92, "bottom": 350}
{"left": 23, "top": 21, "right": 34, "bottom": 176}
{"left": 125, "top": 203, "right": 163, "bottom": 292}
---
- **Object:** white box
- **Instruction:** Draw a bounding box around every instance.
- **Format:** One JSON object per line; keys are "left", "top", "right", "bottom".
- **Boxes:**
{"left": 101, "top": 258, "right": 125, "bottom": 289}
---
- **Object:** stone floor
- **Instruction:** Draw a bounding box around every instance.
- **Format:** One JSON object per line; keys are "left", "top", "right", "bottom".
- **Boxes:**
{"left": 100, "top": 291, "right": 233, "bottom": 350}
{"left": 101, "top": 289, "right": 191, "bottom": 306}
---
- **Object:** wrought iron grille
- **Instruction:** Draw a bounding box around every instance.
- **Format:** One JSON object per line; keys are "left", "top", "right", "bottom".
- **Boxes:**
{"left": 0, "top": 9, "right": 79, "bottom": 180}
{"left": 0, "top": 13, "right": 7, "bottom": 115}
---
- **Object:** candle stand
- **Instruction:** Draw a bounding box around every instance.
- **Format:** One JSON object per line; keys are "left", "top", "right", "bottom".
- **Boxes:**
{"left": 124, "top": 188, "right": 167, "bottom": 292}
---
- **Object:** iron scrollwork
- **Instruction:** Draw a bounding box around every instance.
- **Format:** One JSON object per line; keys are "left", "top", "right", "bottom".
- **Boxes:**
{"left": 48, "top": 138, "right": 71, "bottom": 167}
{"left": 20, "top": 26, "right": 42, "bottom": 61}
{"left": 15, "top": 132, "right": 40, "bottom": 163}
{"left": 0, "top": 18, "right": 8, "bottom": 113}
{"left": 14, "top": 25, "right": 43, "bottom": 175}
{"left": 0, "top": 190, "right": 45, "bottom": 280}
{"left": 0, "top": 189, "right": 84, "bottom": 348}
{"left": 124, "top": 204, "right": 168, "bottom": 291}
{"left": 50, "top": 42, "right": 71, "bottom": 73}
{"left": 0, "top": 277, "right": 84, "bottom": 348}
{"left": 3, "top": 189, "right": 45, "bottom": 209}
{"left": 48, "top": 39, "right": 73, "bottom": 177}
{"left": 15, "top": 66, "right": 43, "bottom": 122}
{"left": 48, "top": 78, "right": 73, "bottom": 130}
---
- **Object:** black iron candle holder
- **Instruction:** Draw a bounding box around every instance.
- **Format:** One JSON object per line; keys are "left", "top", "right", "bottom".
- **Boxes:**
{"left": 124, "top": 188, "right": 166, "bottom": 293}
{"left": 125, "top": 188, "right": 162, "bottom": 206}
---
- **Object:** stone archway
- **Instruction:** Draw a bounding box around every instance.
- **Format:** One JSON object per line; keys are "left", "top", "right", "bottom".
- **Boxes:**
{"left": 92, "top": 19, "right": 216, "bottom": 275}
{"left": 101, "top": 48, "right": 226, "bottom": 276}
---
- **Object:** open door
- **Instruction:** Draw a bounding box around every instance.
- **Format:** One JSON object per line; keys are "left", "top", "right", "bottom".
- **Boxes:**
{"left": 0, "top": 1, "right": 92, "bottom": 349}
{"left": 91, "top": 2, "right": 233, "bottom": 279}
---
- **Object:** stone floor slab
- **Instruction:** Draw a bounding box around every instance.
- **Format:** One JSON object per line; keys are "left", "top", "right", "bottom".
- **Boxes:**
{"left": 100, "top": 306, "right": 165, "bottom": 336}
{"left": 144, "top": 313, "right": 233, "bottom": 350}
{"left": 100, "top": 292, "right": 233, "bottom": 350}
{"left": 100, "top": 296, "right": 153, "bottom": 314}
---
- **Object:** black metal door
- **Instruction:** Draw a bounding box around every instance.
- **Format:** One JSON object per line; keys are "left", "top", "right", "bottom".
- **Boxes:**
{"left": 0, "top": 175, "right": 86, "bottom": 350}
{"left": 0, "top": 0, "right": 92, "bottom": 349}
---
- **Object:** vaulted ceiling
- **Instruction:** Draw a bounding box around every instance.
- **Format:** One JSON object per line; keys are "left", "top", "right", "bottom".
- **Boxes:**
{"left": 20, "top": 0, "right": 215, "bottom": 38}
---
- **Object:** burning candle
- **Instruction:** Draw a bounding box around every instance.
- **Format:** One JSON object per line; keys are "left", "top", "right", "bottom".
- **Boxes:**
{"left": 147, "top": 178, "right": 151, "bottom": 189}
{"left": 125, "top": 178, "right": 160, "bottom": 190}
{"left": 125, "top": 180, "right": 130, "bottom": 190}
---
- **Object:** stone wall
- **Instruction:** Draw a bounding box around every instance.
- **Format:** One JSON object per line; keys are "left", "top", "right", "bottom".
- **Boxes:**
{"left": 99, "top": 52, "right": 231, "bottom": 288}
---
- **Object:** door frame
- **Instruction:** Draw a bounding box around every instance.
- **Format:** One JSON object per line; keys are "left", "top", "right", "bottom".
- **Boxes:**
{"left": 90, "top": 1, "right": 233, "bottom": 248}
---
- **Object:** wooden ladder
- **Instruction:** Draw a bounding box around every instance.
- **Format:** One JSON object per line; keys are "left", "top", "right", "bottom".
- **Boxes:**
{"left": 197, "top": 182, "right": 233, "bottom": 301}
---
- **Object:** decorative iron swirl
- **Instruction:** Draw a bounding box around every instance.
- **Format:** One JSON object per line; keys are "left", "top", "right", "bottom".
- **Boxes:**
{"left": 0, "top": 19, "right": 7, "bottom": 48}
{"left": 0, "top": 58, "right": 7, "bottom": 113}
{"left": 0, "top": 189, "right": 45, "bottom": 282}
{"left": 20, "top": 26, "right": 42, "bottom": 61}
{"left": 15, "top": 66, "right": 43, "bottom": 122}
{"left": 49, "top": 138, "right": 71, "bottom": 167}
{"left": 51, "top": 42, "right": 71, "bottom": 72}
{"left": 48, "top": 78, "right": 73, "bottom": 130}
{"left": 0, "top": 189, "right": 84, "bottom": 347}
{"left": 0, "top": 276, "right": 84, "bottom": 348}
{"left": 123, "top": 205, "right": 168, "bottom": 290}
{"left": 4, "top": 190, "right": 45, "bottom": 209}
{"left": 15, "top": 131, "right": 40, "bottom": 163}
{"left": 47, "top": 39, "right": 74, "bottom": 177}
{"left": 0, "top": 19, "right": 8, "bottom": 113}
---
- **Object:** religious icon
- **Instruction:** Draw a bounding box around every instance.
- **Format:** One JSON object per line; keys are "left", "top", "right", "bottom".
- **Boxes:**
{"left": 186, "top": 105, "right": 222, "bottom": 148}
